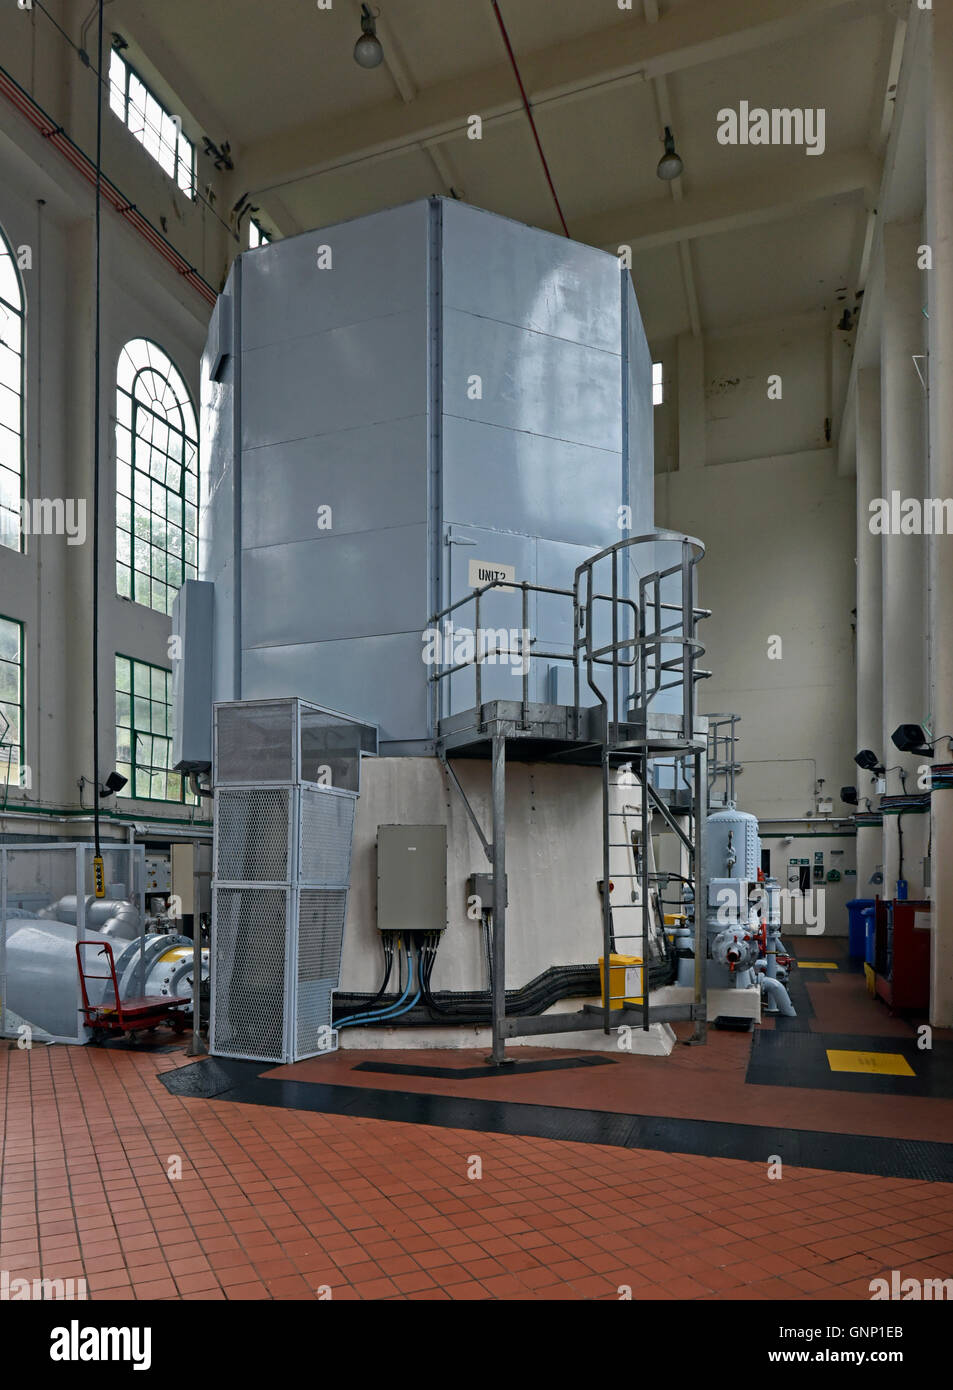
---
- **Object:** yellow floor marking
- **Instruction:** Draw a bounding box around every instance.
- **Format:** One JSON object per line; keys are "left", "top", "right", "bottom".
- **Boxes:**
{"left": 826, "top": 1049, "right": 915, "bottom": 1076}
{"left": 798, "top": 962, "right": 838, "bottom": 969}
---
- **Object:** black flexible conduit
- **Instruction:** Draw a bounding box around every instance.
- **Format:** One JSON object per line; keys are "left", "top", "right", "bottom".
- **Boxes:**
{"left": 333, "top": 943, "right": 677, "bottom": 1027}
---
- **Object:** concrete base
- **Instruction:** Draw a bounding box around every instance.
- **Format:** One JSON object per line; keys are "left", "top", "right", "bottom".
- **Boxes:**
{"left": 337, "top": 996, "right": 677, "bottom": 1056}
{"left": 652, "top": 982, "right": 763, "bottom": 1023}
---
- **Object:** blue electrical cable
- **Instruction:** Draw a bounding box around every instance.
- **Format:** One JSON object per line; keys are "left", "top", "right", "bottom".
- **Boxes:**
{"left": 335, "top": 941, "right": 419, "bottom": 1029}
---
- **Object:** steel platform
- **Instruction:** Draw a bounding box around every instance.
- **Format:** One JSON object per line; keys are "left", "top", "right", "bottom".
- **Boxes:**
{"left": 437, "top": 700, "right": 708, "bottom": 764}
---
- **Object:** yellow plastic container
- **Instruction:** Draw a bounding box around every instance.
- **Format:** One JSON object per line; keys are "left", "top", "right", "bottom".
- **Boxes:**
{"left": 598, "top": 953, "right": 644, "bottom": 1007}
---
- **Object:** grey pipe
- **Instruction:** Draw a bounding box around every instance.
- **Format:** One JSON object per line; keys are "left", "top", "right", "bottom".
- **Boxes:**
{"left": 0, "top": 809, "right": 212, "bottom": 839}
{"left": 760, "top": 974, "right": 796, "bottom": 1016}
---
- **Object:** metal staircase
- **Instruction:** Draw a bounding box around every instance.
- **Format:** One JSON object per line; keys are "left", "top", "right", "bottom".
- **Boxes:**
{"left": 428, "top": 530, "right": 712, "bottom": 1063}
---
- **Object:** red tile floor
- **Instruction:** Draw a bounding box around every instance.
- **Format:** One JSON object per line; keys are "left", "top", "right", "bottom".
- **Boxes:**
{"left": 1, "top": 943, "right": 952, "bottom": 1301}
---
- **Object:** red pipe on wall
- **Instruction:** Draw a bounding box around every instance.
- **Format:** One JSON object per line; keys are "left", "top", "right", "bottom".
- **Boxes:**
{"left": 490, "top": 0, "right": 570, "bottom": 238}
{"left": 0, "top": 63, "right": 218, "bottom": 308}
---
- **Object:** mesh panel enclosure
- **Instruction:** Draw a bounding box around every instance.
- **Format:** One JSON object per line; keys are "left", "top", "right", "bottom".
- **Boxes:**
{"left": 296, "top": 888, "right": 348, "bottom": 1057}
{"left": 211, "top": 886, "right": 288, "bottom": 1060}
{"left": 211, "top": 700, "right": 363, "bottom": 1063}
{"left": 216, "top": 702, "right": 295, "bottom": 784}
{"left": 300, "top": 791, "right": 354, "bottom": 886}
{"left": 216, "top": 788, "right": 291, "bottom": 883}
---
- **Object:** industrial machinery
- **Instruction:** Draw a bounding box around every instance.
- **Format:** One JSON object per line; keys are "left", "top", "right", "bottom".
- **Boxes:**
{"left": 701, "top": 807, "right": 796, "bottom": 1021}
{"left": 0, "top": 843, "right": 208, "bottom": 1044}
{"left": 2, "top": 915, "right": 207, "bottom": 1041}
{"left": 168, "top": 196, "right": 789, "bottom": 1060}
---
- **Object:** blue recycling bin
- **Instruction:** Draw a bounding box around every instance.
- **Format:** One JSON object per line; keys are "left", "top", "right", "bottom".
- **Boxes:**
{"left": 847, "top": 898, "right": 874, "bottom": 960}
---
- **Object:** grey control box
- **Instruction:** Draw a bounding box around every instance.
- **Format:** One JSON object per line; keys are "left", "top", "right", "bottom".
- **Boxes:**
{"left": 467, "top": 873, "right": 507, "bottom": 914}
{"left": 377, "top": 824, "right": 447, "bottom": 933}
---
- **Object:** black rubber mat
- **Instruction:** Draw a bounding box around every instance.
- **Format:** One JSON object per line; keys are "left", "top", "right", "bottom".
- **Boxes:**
{"left": 746, "top": 1028, "right": 953, "bottom": 1098}
{"left": 352, "top": 1055, "right": 615, "bottom": 1080}
{"left": 159, "top": 1057, "right": 953, "bottom": 1182}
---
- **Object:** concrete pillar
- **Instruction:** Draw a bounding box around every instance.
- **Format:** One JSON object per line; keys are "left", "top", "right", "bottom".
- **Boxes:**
{"left": 880, "top": 219, "right": 929, "bottom": 897}
{"left": 676, "top": 331, "right": 705, "bottom": 471}
{"left": 855, "top": 368, "right": 883, "bottom": 896}
{"left": 926, "top": 6, "right": 953, "bottom": 1026}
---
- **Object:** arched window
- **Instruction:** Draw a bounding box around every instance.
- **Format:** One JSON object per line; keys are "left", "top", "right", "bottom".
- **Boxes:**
{"left": 115, "top": 338, "right": 198, "bottom": 615}
{"left": 0, "top": 226, "right": 24, "bottom": 553}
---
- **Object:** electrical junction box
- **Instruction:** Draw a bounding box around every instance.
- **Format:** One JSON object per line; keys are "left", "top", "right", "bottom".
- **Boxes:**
{"left": 468, "top": 872, "right": 507, "bottom": 914}
{"left": 377, "top": 825, "right": 447, "bottom": 934}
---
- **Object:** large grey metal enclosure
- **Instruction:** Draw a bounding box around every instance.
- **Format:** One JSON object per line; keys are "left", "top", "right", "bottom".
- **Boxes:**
{"left": 200, "top": 196, "right": 656, "bottom": 753}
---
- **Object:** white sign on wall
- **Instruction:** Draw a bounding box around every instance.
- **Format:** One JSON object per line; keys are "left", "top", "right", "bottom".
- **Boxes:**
{"left": 468, "top": 560, "right": 516, "bottom": 593}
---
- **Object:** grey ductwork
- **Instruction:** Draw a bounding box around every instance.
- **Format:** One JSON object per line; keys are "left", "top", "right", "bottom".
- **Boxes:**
{"left": 38, "top": 894, "right": 142, "bottom": 942}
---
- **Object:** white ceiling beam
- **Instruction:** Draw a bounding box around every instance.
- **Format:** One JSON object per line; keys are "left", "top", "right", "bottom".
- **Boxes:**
{"left": 240, "top": 0, "right": 883, "bottom": 196}
{"left": 572, "top": 149, "right": 880, "bottom": 253}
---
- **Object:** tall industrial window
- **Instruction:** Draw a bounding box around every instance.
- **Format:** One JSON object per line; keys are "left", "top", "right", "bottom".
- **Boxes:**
{"left": 248, "top": 218, "right": 270, "bottom": 249}
{"left": 115, "top": 655, "right": 195, "bottom": 804}
{"left": 115, "top": 339, "right": 198, "bottom": 617}
{"left": 0, "top": 615, "right": 24, "bottom": 791}
{"left": 109, "top": 44, "right": 196, "bottom": 199}
{"left": 0, "top": 225, "right": 24, "bottom": 552}
{"left": 652, "top": 361, "right": 664, "bottom": 406}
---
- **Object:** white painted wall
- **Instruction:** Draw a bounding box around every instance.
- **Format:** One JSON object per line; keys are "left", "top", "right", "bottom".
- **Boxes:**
{"left": 342, "top": 756, "right": 607, "bottom": 994}
{"left": 0, "top": 7, "right": 223, "bottom": 834}
{"left": 654, "top": 315, "right": 859, "bottom": 933}
{"left": 703, "top": 312, "right": 832, "bottom": 467}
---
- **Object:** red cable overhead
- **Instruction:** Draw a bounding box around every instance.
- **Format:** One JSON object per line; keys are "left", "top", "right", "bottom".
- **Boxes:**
{"left": 490, "top": 0, "right": 570, "bottom": 238}
{"left": 0, "top": 64, "right": 217, "bottom": 307}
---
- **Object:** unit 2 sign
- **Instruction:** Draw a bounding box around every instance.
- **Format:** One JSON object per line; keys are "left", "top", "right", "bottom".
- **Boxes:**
{"left": 468, "top": 560, "right": 516, "bottom": 594}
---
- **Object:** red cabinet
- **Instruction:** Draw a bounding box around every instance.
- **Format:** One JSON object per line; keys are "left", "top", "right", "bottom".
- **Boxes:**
{"left": 874, "top": 899, "right": 931, "bottom": 1011}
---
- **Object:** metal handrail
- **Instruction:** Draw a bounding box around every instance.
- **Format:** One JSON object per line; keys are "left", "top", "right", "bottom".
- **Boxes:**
{"left": 573, "top": 531, "right": 707, "bottom": 745}
{"left": 426, "top": 531, "right": 708, "bottom": 743}
{"left": 427, "top": 578, "right": 575, "bottom": 733}
{"left": 707, "top": 712, "right": 742, "bottom": 805}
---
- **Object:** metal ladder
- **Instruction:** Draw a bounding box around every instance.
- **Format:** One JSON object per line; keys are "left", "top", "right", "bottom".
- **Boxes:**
{"left": 573, "top": 533, "right": 710, "bottom": 1044}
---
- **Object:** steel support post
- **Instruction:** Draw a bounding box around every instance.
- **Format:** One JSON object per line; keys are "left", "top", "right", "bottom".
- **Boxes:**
{"left": 602, "top": 749, "right": 612, "bottom": 1034}
{"left": 488, "top": 732, "right": 509, "bottom": 1065}
{"left": 688, "top": 744, "right": 708, "bottom": 1044}
{"left": 186, "top": 860, "right": 208, "bottom": 1058}
{"left": 640, "top": 750, "right": 650, "bottom": 1030}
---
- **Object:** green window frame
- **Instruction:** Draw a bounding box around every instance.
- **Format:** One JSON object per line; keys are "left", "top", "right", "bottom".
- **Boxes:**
{"left": 115, "top": 338, "right": 199, "bottom": 617}
{"left": 0, "top": 223, "right": 24, "bottom": 553}
{"left": 109, "top": 43, "right": 196, "bottom": 199}
{"left": 0, "top": 614, "right": 24, "bottom": 791}
{"left": 115, "top": 654, "right": 196, "bottom": 804}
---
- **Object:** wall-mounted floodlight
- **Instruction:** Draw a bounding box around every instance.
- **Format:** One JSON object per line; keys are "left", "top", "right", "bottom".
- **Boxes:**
{"left": 100, "top": 771, "right": 128, "bottom": 797}
{"left": 840, "top": 786, "right": 859, "bottom": 806}
{"left": 891, "top": 724, "right": 934, "bottom": 757}
{"left": 854, "top": 749, "right": 884, "bottom": 774}
{"left": 354, "top": 4, "right": 384, "bottom": 68}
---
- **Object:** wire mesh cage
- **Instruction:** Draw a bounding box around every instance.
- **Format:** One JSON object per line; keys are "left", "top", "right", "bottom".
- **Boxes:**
{"left": 209, "top": 699, "right": 368, "bottom": 1064}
